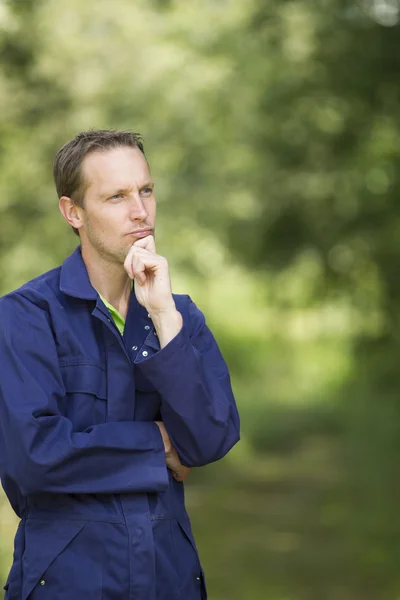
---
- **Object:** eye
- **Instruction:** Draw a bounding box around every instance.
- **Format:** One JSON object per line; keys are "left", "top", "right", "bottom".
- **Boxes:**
{"left": 140, "top": 187, "right": 153, "bottom": 196}
{"left": 109, "top": 193, "right": 124, "bottom": 201}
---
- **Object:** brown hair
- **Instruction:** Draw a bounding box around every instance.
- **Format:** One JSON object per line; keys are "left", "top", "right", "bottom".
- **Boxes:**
{"left": 53, "top": 129, "right": 146, "bottom": 235}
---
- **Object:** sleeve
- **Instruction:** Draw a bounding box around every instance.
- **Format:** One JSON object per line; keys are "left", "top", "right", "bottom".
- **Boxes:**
{"left": 0, "top": 293, "right": 168, "bottom": 496}
{"left": 136, "top": 296, "right": 240, "bottom": 467}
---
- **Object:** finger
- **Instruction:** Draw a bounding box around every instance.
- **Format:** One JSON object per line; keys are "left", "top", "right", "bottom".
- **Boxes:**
{"left": 130, "top": 247, "right": 165, "bottom": 267}
{"left": 131, "top": 253, "right": 147, "bottom": 285}
{"left": 124, "top": 247, "right": 136, "bottom": 279}
{"left": 124, "top": 243, "right": 156, "bottom": 278}
{"left": 133, "top": 234, "right": 156, "bottom": 254}
{"left": 131, "top": 250, "right": 167, "bottom": 282}
{"left": 172, "top": 467, "right": 191, "bottom": 482}
{"left": 130, "top": 250, "right": 155, "bottom": 283}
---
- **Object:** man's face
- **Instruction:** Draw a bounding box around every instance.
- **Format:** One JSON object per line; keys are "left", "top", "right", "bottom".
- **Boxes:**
{"left": 77, "top": 146, "right": 156, "bottom": 264}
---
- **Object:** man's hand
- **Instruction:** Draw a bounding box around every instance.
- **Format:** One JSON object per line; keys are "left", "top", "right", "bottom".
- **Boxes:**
{"left": 124, "top": 235, "right": 175, "bottom": 315}
{"left": 124, "top": 236, "right": 182, "bottom": 348}
{"left": 155, "top": 421, "right": 192, "bottom": 483}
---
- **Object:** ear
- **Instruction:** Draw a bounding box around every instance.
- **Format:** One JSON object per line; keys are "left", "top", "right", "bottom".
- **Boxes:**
{"left": 59, "top": 196, "right": 83, "bottom": 231}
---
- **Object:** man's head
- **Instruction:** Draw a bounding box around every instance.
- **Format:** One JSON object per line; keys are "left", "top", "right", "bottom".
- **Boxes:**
{"left": 55, "top": 129, "right": 156, "bottom": 265}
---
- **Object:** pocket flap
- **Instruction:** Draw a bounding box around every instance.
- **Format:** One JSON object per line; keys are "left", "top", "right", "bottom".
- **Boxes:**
{"left": 22, "top": 519, "right": 86, "bottom": 600}
{"left": 61, "top": 364, "right": 106, "bottom": 399}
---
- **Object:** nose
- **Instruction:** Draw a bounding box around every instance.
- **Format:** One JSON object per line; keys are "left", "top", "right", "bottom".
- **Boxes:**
{"left": 129, "top": 193, "right": 148, "bottom": 222}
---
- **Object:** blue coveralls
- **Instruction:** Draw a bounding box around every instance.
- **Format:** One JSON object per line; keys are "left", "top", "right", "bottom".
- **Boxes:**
{"left": 0, "top": 246, "right": 240, "bottom": 600}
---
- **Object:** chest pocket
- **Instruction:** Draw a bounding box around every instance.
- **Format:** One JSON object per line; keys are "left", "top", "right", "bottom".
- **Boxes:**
{"left": 60, "top": 364, "right": 107, "bottom": 431}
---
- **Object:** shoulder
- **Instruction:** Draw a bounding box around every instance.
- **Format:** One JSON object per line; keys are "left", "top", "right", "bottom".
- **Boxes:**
{"left": 0, "top": 266, "right": 62, "bottom": 315}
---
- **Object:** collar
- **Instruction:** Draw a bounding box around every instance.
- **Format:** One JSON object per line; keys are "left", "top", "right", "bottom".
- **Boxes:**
{"left": 59, "top": 245, "right": 97, "bottom": 300}
{"left": 59, "top": 246, "right": 154, "bottom": 348}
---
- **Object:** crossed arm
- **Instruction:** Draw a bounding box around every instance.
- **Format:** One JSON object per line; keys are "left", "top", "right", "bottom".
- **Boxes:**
{"left": 0, "top": 237, "right": 239, "bottom": 496}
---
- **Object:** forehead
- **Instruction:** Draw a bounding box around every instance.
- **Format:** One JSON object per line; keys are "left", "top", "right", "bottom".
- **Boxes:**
{"left": 81, "top": 146, "right": 150, "bottom": 193}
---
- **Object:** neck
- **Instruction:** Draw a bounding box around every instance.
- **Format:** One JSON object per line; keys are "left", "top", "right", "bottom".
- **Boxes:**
{"left": 81, "top": 243, "right": 131, "bottom": 318}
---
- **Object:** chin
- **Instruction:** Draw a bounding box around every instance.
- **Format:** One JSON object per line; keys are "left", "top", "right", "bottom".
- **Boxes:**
{"left": 119, "top": 244, "right": 132, "bottom": 263}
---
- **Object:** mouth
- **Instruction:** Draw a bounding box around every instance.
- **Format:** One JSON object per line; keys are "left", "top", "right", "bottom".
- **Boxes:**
{"left": 126, "top": 229, "right": 153, "bottom": 238}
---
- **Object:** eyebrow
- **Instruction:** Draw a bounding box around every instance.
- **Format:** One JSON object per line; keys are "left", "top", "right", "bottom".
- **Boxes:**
{"left": 140, "top": 181, "right": 154, "bottom": 190}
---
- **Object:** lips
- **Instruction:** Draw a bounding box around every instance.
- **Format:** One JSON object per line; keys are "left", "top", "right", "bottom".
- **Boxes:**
{"left": 127, "top": 229, "right": 153, "bottom": 237}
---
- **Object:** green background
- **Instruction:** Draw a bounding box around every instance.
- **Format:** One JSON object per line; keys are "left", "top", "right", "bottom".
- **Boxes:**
{"left": 1, "top": 1, "right": 400, "bottom": 598}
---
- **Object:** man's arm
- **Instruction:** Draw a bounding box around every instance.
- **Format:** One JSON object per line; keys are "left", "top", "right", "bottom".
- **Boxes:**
{"left": 0, "top": 293, "right": 169, "bottom": 496}
{"left": 125, "top": 236, "right": 240, "bottom": 468}
{"left": 138, "top": 298, "right": 240, "bottom": 467}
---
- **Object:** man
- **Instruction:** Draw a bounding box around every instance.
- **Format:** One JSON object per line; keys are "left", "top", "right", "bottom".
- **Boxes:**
{"left": 0, "top": 130, "right": 240, "bottom": 600}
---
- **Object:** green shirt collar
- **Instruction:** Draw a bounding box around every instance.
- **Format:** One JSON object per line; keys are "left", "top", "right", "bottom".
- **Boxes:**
{"left": 99, "top": 294, "right": 126, "bottom": 335}
{"left": 97, "top": 281, "right": 133, "bottom": 336}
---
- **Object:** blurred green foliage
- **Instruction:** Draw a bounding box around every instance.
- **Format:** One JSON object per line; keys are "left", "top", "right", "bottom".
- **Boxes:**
{"left": 1, "top": 0, "right": 400, "bottom": 598}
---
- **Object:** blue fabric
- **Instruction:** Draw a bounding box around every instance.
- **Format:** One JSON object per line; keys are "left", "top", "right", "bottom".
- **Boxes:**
{"left": 0, "top": 246, "right": 240, "bottom": 600}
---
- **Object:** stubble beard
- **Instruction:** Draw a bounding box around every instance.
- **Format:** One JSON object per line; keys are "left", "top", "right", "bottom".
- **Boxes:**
{"left": 83, "top": 220, "right": 130, "bottom": 267}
